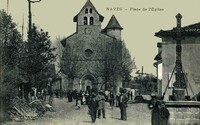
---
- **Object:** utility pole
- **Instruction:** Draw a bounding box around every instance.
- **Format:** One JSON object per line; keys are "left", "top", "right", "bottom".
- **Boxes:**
{"left": 0, "top": 12, "right": 4, "bottom": 122}
{"left": 136, "top": 66, "right": 147, "bottom": 95}
{"left": 21, "top": 14, "right": 24, "bottom": 41}
{"left": 7, "top": 0, "right": 9, "bottom": 13}
{"left": 27, "top": 0, "right": 41, "bottom": 39}
{"left": 26, "top": 0, "right": 41, "bottom": 102}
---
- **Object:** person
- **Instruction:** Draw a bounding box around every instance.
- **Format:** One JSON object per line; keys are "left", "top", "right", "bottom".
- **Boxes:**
{"left": 96, "top": 91, "right": 106, "bottom": 118}
{"left": 88, "top": 91, "right": 98, "bottom": 123}
{"left": 76, "top": 91, "right": 83, "bottom": 109}
{"left": 67, "top": 90, "right": 73, "bottom": 102}
{"left": 73, "top": 89, "right": 78, "bottom": 105}
{"left": 82, "top": 91, "right": 86, "bottom": 105}
{"left": 37, "top": 92, "right": 43, "bottom": 100}
{"left": 84, "top": 90, "right": 90, "bottom": 105}
{"left": 43, "top": 88, "right": 47, "bottom": 101}
{"left": 119, "top": 89, "right": 129, "bottom": 121}
{"left": 151, "top": 101, "right": 169, "bottom": 125}
{"left": 109, "top": 92, "right": 115, "bottom": 109}
{"left": 116, "top": 93, "right": 120, "bottom": 107}
{"left": 130, "top": 91, "right": 133, "bottom": 100}
{"left": 128, "top": 91, "right": 131, "bottom": 100}
{"left": 105, "top": 90, "right": 109, "bottom": 102}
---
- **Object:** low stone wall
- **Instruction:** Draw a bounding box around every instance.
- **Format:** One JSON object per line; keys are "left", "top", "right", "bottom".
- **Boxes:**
{"left": 165, "top": 101, "right": 200, "bottom": 125}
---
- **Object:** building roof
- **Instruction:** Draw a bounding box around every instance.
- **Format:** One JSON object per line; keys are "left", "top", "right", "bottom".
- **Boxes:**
{"left": 104, "top": 15, "right": 123, "bottom": 30}
{"left": 155, "top": 22, "right": 200, "bottom": 38}
{"left": 154, "top": 52, "right": 162, "bottom": 61}
{"left": 73, "top": 0, "right": 104, "bottom": 22}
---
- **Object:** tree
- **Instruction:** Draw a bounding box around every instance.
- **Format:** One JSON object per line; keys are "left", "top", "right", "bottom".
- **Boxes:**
{"left": 97, "top": 40, "right": 136, "bottom": 90}
{"left": 53, "top": 36, "right": 65, "bottom": 73}
{"left": 120, "top": 41, "right": 136, "bottom": 87}
{"left": 21, "top": 24, "right": 56, "bottom": 98}
{"left": 0, "top": 9, "right": 23, "bottom": 121}
{"left": 0, "top": 9, "right": 23, "bottom": 98}
{"left": 134, "top": 73, "right": 157, "bottom": 94}
{"left": 60, "top": 43, "right": 82, "bottom": 89}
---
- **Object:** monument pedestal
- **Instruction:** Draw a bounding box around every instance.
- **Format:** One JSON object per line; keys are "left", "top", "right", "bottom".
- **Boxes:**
{"left": 172, "top": 88, "right": 185, "bottom": 101}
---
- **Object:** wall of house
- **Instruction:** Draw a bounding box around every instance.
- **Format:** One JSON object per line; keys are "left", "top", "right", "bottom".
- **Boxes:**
{"left": 162, "top": 36, "right": 200, "bottom": 100}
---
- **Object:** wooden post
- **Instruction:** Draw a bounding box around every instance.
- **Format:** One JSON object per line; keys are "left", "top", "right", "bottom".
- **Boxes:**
{"left": 0, "top": 13, "right": 4, "bottom": 122}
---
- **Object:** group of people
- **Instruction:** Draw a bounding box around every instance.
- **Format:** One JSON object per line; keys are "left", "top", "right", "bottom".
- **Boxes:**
{"left": 66, "top": 89, "right": 90, "bottom": 106}
{"left": 87, "top": 88, "right": 129, "bottom": 123}
{"left": 65, "top": 88, "right": 130, "bottom": 123}
{"left": 88, "top": 90, "right": 106, "bottom": 123}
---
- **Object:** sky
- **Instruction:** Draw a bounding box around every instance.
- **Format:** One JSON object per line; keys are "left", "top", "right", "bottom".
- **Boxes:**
{"left": 1, "top": 0, "right": 200, "bottom": 76}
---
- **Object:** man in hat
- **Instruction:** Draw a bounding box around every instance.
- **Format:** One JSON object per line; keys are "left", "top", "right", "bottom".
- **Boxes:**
{"left": 151, "top": 101, "right": 169, "bottom": 125}
{"left": 119, "top": 88, "right": 129, "bottom": 120}
{"left": 88, "top": 90, "right": 98, "bottom": 123}
{"left": 96, "top": 90, "right": 106, "bottom": 118}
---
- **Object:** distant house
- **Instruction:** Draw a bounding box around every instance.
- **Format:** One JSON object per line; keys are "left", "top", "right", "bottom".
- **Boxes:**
{"left": 154, "top": 14, "right": 200, "bottom": 100}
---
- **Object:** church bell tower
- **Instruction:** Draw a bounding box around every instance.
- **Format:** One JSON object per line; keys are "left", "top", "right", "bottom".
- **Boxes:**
{"left": 73, "top": 0, "right": 104, "bottom": 33}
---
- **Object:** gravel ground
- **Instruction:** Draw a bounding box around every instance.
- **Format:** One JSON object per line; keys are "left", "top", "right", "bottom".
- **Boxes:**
{"left": 2, "top": 98, "right": 151, "bottom": 125}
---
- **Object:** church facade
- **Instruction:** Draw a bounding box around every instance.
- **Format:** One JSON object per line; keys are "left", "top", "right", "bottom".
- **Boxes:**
{"left": 61, "top": 0, "right": 124, "bottom": 92}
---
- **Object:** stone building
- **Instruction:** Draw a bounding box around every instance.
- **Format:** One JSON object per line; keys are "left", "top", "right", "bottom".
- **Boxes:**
{"left": 61, "top": 0, "right": 124, "bottom": 92}
{"left": 154, "top": 14, "right": 200, "bottom": 100}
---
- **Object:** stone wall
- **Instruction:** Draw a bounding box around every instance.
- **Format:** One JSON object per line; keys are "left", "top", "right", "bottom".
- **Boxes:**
{"left": 165, "top": 101, "right": 200, "bottom": 125}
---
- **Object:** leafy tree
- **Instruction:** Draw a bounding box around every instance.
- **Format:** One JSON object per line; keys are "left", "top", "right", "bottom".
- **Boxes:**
{"left": 0, "top": 9, "right": 23, "bottom": 99}
{"left": 134, "top": 73, "right": 157, "bottom": 94}
{"left": 54, "top": 36, "right": 65, "bottom": 73}
{"left": 0, "top": 9, "right": 23, "bottom": 121}
{"left": 60, "top": 43, "right": 82, "bottom": 89}
{"left": 20, "top": 24, "right": 56, "bottom": 96}
{"left": 97, "top": 40, "right": 135, "bottom": 90}
{"left": 120, "top": 41, "right": 136, "bottom": 87}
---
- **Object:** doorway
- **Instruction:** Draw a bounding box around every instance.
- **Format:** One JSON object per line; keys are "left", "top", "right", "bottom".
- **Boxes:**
{"left": 80, "top": 74, "right": 97, "bottom": 91}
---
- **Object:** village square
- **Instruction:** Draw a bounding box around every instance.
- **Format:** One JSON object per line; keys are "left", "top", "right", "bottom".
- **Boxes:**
{"left": 1, "top": 0, "right": 200, "bottom": 125}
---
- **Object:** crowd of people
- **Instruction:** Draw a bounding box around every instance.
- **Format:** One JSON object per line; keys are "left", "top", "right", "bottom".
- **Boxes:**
{"left": 65, "top": 88, "right": 131, "bottom": 123}
{"left": 30, "top": 87, "right": 170, "bottom": 124}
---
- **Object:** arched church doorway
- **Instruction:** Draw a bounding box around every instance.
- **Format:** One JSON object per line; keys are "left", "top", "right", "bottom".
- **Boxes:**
{"left": 80, "top": 74, "right": 97, "bottom": 91}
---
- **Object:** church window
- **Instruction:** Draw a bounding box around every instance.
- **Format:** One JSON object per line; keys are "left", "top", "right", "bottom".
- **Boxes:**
{"left": 90, "top": 8, "right": 92, "bottom": 13}
{"left": 90, "top": 17, "right": 94, "bottom": 25}
{"left": 85, "top": 49, "right": 93, "bottom": 57}
{"left": 84, "top": 17, "right": 88, "bottom": 25}
{"left": 85, "top": 8, "right": 88, "bottom": 14}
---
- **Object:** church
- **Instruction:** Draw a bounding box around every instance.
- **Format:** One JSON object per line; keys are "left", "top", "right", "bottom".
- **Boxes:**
{"left": 61, "top": 0, "right": 125, "bottom": 93}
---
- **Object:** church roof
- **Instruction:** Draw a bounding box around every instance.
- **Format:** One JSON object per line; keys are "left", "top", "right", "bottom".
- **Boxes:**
{"left": 104, "top": 15, "right": 123, "bottom": 30}
{"left": 73, "top": 0, "right": 104, "bottom": 22}
{"left": 155, "top": 22, "right": 200, "bottom": 38}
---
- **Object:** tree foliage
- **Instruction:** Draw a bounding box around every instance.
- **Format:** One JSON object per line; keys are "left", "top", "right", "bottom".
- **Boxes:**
{"left": 61, "top": 43, "right": 83, "bottom": 79}
{"left": 97, "top": 40, "right": 136, "bottom": 89}
{"left": 0, "top": 10, "right": 24, "bottom": 121}
{"left": 134, "top": 73, "right": 157, "bottom": 94}
{"left": 53, "top": 36, "right": 64, "bottom": 72}
{"left": 0, "top": 9, "right": 23, "bottom": 99}
{"left": 21, "top": 24, "right": 56, "bottom": 91}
